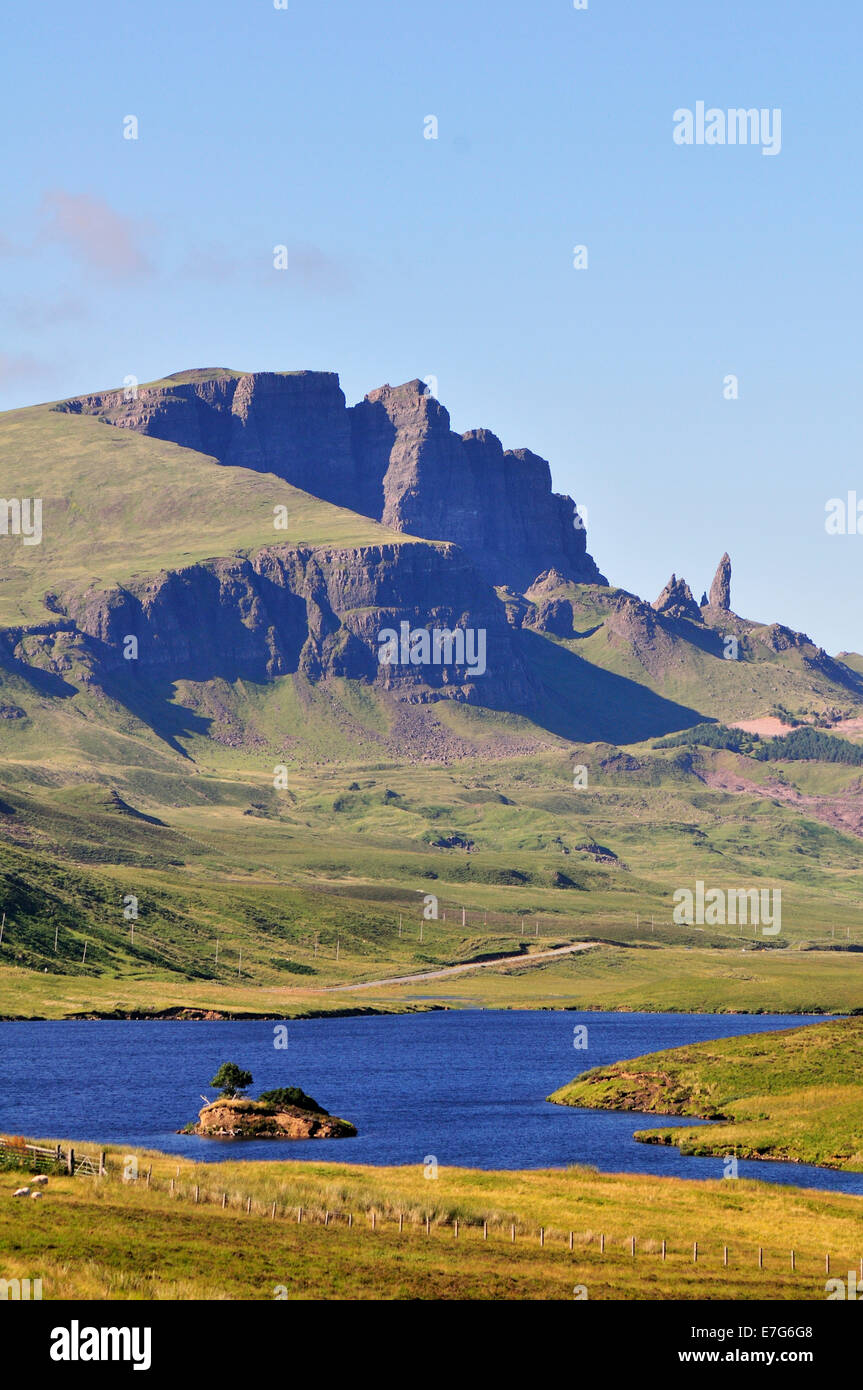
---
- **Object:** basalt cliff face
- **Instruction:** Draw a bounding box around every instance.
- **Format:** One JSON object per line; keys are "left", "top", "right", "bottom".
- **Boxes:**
{"left": 22, "top": 541, "right": 532, "bottom": 709}
{"left": 57, "top": 369, "right": 604, "bottom": 595}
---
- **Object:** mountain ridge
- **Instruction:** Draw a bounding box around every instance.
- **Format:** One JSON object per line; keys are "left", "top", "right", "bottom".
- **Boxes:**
{"left": 56, "top": 367, "right": 605, "bottom": 595}
{"left": 1, "top": 367, "right": 861, "bottom": 754}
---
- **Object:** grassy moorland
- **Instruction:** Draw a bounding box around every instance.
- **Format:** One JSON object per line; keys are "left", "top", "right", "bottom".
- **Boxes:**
{"left": 3, "top": 722, "right": 863, "bottom": 1016}
{"left": 549, "top": 1016, "right": 863, "bottom": 1170}
{"left": 1, "top": 1144, "right": 861, "bottom": 1300}
{"left": 0, "top": 403, "right": 406, "bottom": 627}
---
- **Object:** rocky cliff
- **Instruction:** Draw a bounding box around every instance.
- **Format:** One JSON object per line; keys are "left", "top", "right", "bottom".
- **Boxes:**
{"left": 56, "top": 369, "right": 604, "bottom": 595}
{"left": 22, "top": 540, "right": 533, "bottom": 708}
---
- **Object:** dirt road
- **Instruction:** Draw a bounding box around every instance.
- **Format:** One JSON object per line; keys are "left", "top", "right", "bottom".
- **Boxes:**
{"left": 325, "top": 941, "right": 601, "bottom": 992}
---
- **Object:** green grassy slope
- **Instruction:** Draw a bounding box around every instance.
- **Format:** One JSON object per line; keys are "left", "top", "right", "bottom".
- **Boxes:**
{"left": 549, "top": 1016, "right": 863, "bottom": 1169}
{"left": 0, "top": 403, "right": 407, "bottom": 626}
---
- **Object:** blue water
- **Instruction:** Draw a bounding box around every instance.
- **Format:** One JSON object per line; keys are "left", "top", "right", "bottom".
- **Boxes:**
{"left": 1, "top": 1011, "right": 860, "bottom": 1193}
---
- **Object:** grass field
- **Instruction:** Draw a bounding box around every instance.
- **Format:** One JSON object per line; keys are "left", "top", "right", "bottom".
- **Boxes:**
{"left": 1, "top": 1143, "right": 860, "bottom": 1300}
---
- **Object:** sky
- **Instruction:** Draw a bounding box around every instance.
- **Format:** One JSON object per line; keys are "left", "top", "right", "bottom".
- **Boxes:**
{"left": 1, "top": 0, "right": 861, "bottom": 653}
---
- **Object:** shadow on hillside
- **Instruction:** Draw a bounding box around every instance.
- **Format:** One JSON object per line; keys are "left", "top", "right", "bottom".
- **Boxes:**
{"left": 0, "top": 651, "right": 78, "bottom": 699}
{"left": 515, "top": 629, "right": 707, "bottom": 743}
{"left": 96, "top": 671, "right": 213, "bottom": 758}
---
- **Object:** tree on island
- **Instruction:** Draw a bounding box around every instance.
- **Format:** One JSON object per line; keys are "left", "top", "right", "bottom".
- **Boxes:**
{"left": 210, "top": 1062, "right": 253, "bottom": 1099}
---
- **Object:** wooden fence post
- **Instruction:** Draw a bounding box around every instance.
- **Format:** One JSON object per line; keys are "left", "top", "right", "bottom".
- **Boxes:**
{"left": 540, "top": 1227, "right": 544, "bottom": 1248}
{"left": 662, "top": 1239, "right": 667, "bottom": 1261}
{"left": 511, "top": 1223, "right": 515, "bottom": 1244}
{"left": 569, "top": 1231, "right": 573, "bottom": 1252}
{"left": 194, "top": 1185, "right": 199, "bottom": 1204}
{"left": 630, "top": 1236, "right": 635, "bottom": 1258}
{"left": 371, "top": 1210, "right": 376, "bottom": 1231}
{"left": 67, "top": 1147, "right": 75, "bottom": 1176}
{"left": 425, "top": 1215, "right": 430, "bottom": 1236}
{"left": 693, "top": 1241, "right": 698, "bottom": 1263}
{"left": 222, "top": 1192, "right": 227, "bottom": 1209}
{"left": 791, "top": 1250, "right": 795, "bottom": 1272}
{"left": 600, "top": 1233, "right": 605, "bottom": 1254}
{"left": 398, "top": 1213, "right": 403, "bottom": 1233}
{"left": 298, "top": 1206, "right": 303, "bottom": 1222}
{"left": 271, "top": 1202, "right": 276, "bottom": 1220}
{"left": 99, "top": 1151, "right": 106, "bottom": 1177}
{"left": 484, "top": 1222, "right": 489, "bottom": 1241}
{"left": 454, "top": 1219, "right": 459, "bottom": 1239}
{"left": 723, "top": 1246, "right": 728, "bottom": 1267}
{"left": 246, "top": 1196, "right": 251, "bottom": 1214}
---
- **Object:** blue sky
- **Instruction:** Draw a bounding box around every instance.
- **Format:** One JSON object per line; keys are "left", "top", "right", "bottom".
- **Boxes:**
{"left": 2, "top": 0, "right": 861, "bottom": 652}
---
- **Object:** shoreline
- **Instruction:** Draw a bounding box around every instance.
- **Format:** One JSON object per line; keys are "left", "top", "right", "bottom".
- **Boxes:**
{"left": 0, "top": 1002, "right": 840, "bottom": 1022}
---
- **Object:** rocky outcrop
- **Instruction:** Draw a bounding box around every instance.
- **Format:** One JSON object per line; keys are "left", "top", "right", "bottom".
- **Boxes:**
{"left": 30, "top": 541, "right": 533, "bottom": 708}
{"left": 57, "top": 370, "right": 359, "bottom": 507}
{"left": 351, "top": 379, "right": 605, "bottom": 592}
{"left": 652, "top": 575, "right": 702, "bottom": 623}
{"left": 188, "top": 1097, "right": 356, "bottom": 1139}
{"left": 708, "top": 553, "right": 732, "bottom": 611}
{"left": 56, "top": 369, "right": 605, "bottom": 595}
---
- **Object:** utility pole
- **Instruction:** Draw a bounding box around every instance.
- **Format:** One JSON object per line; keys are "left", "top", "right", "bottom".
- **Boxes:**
{"left": 0, "top": 911, "right": 5, "bottom": 945}
{"left": 314, "top": 935, "right": 318, "bottom": 959}
{"left": 462, "top": 907, "right": 466, "bottom": 927}
{"left": 215, "top": 936, "right": 219, "bottom": 969}
{"left": 336, "top": 938, "right": 340, "bottom": 962}
{"left": 419, "top": 920, "right": 424, "bottom": 943}
{"left": 399, "top": 915, "right": 402, "bottom": 937}
{"left": 54, "top": 920, "right": 59, "bottom": 952}
{"left": 238, "top": 949, "right": 242, "bottom": 978}
{"left": 82, "top": 940, "right": 87, "bottom": 964}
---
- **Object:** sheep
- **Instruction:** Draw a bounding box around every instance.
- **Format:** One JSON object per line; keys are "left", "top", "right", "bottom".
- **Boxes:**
{"left": 32, "top": 1175, "right": 48, "bottom": 1187}
{"left": 12, "top": 1187, "right": 30, "bottom": 1198}
{"left": 29, "top": 1191, "right": 43, "bottom": 1199}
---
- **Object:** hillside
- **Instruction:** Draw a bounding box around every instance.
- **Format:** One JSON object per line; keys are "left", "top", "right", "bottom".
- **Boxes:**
{"left": 2, "top": 367, "right": 863, "bottom": 1015}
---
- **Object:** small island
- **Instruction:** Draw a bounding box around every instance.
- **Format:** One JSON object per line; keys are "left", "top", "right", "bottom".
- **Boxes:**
{"left": 181, "top": 1063, "right": 357, "bottom": 1140}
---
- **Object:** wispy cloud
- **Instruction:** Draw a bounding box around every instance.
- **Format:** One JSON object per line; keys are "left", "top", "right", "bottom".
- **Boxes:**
{"left": 1, "top": 294, "right": 87, "bottom": 329}
{"left": 40, "top": 190, "right": 154, "bottom": 279}
{"left": 0, "top": 352, "right": 55, "bottom": 385}
{"left": 175, "top": 240, "right": 355, "bottom": 296}
{"left": 283, "top": 242, "right": 354, "bottom": 296}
